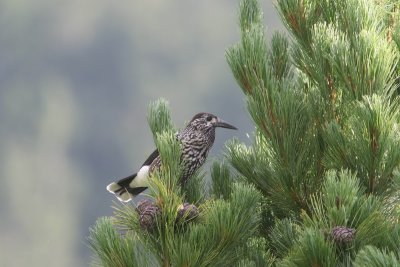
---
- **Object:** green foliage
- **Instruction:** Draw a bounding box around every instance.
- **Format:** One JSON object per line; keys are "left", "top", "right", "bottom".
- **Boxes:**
{"left": 265, "top": 170, "right": 393, "bottom": 266}
{"left": 268, "top": 218, "right": 298, "bottom": 259}
{"left": 226, "top": 0, "right": 268, "bottom": 95}
{"left": 237, "top": 237, "right": 275, "bottom": 267}
{"left": 278, "top": 228, "right": 338, "bottom": 267}
{"left": 90, "top": 0, "right": 400, "bottom": 265}
{"left": 181, "top": 171, "right": 206, "bottom": 204}
{"left": 304, "top": 171, "right": 392, "bottom": 251}
{"left": 226, "top": 0, "right": 400, "bottom": 264}
{"left": 354, "top": 246, "right": 400, "bottom": 267}
{"left": 90, "top": 99, "right": 263, "bottom": 266}
{"left": 147, "top": 98, "right": 175, "bottom": 140}
{"left": 210, "top": 160, "right": 235, "bottom": 199}
{"left": 88, "top": 217, "right": 154, "bottom": 267}
{"left": 387, "top": 224, "right": 400, "bottom": 253}
{"left": 383, "top": 186, "right": 400, "bottom": 224}
{"left": 112, "top": 201, "right": 140, "bottom": 232}
{"left": 269, "top": 32, "right": 291, "bottom": 80}
{"left": 323, "top": 96, "right": 400, "bottom": 194}
{"left": 171, "top": 183, "right": 262, "bottom": 266}
{"left": 227, "top": 0, "right": 322, "bottom": 217}
{"left": 238, "top": 0, "right": 263, "bottom": 32}
{"left": 151, "top": 129, "right": 182, "bottom": 195}
{"left": 305, "top": 170, "right": 379, "bottom": 228}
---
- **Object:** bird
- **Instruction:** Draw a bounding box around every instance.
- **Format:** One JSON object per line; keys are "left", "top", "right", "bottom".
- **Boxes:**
{"left": 107, "top": 112, "right": 237, "bottom": 202}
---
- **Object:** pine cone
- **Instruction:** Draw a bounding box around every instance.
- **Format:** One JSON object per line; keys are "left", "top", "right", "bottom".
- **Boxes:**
{"left": 331, "top": 226, "right": 356, "bottom": 244}
{"left": 136, "top": 200, "right": 160, "bottom": 231}
{"left": 176, "top": 203, "right": 199, "bottom": 223}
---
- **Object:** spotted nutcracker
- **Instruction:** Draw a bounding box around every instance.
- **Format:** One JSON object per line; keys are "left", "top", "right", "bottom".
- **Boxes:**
{"left": 107, "top": 112, "right": 237, "bottom": 202}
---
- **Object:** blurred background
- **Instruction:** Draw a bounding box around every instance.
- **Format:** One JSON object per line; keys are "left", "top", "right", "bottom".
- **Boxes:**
{"left": 0, "top": 0, "right": 283, "bottom": 266}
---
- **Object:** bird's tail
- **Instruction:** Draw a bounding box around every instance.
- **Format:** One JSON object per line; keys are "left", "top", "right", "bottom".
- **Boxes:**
{"left": 106, "top": 173, "right": 148, "bottom": 202}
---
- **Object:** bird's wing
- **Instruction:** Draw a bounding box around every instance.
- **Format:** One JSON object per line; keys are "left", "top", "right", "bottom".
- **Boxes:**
{"left": 141, "top": 149, "right": 159, "bottom": 167}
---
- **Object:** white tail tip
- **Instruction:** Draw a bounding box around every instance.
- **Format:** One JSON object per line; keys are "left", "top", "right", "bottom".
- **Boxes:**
{"left": 106, "top": 182, "right": 121, "bottom": 193}
{"left": 107, "top": 182, "right": 133, "bottom": 202}
{"left": 117, "top": 191, "right": 132, "bottom": 202}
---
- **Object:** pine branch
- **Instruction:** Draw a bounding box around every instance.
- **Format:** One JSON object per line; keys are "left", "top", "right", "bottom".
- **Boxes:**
{"left": 268, "top": 218, "right": 299, "bottom": 259}
{"left": 237, "top": 237, "right": 275, "bottom": 267}
{"left": 180, "top": 170, "right": 206, "bottom": 204}
{"left": 210, "top": 160, "right": 235, "bottom": 200}
{"left": 87, "top": 217, "right": 153, "bottom": 267}
{"left": 147, "top": 98, "right": 175, "bottom": 140}
{"left": 354, "top": 246, "right": 400, "bottom": 267}
{"left": 226, "top": 0, "right": 267, "bottom": 95}
{"left": 90, "top": 0, "right": 400, "bottom": 265}
{"left": 146, "top": 101, "right": 184, "bottom": 267}
{"left": 323, "top": 95, "right": 400, "bottom": 194}
{"left": 269, "top": 32, "right": 291, "bottom": 80}
{"left": 170, "top": 183, "right": 262, "bottom": 266}
{"left": 279, "top": 228, "right": 338, "bottom": 267}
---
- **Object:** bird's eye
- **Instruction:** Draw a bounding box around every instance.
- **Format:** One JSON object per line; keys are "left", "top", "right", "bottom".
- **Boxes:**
{"left": 206, "top": 115, "right": 212, "bottom": 122}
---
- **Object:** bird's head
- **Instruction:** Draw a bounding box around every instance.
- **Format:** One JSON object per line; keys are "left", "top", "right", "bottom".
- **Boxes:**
{"left": 188, "top": 112, "right": 237, "bottom": 131}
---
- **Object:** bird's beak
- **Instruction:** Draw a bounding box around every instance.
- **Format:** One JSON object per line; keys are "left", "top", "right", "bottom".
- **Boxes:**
{"left": 215, "top": 118, "right": 238, "bottom": 130}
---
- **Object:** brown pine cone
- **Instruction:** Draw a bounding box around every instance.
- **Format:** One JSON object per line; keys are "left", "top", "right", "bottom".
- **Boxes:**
{"left": 331, "top": 226, "right": 356, "bottom": 244}
{"left": 136, "top": 200, "right": 160, "bottom": 231}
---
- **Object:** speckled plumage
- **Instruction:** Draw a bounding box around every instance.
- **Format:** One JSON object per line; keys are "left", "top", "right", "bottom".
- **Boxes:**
{"left": 107, "top": 112, "right": 237, "bottom": 202}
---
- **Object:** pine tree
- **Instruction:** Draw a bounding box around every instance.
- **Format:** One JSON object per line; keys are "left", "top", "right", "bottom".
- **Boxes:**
{"left": 88, "top": 99, "right": 263, "bottom": 266}
{"left": 226, "top": 0, "right": 400, "bottom": 266}
{"left": 88, "top": 0, "right": 400, "bottom": 266}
